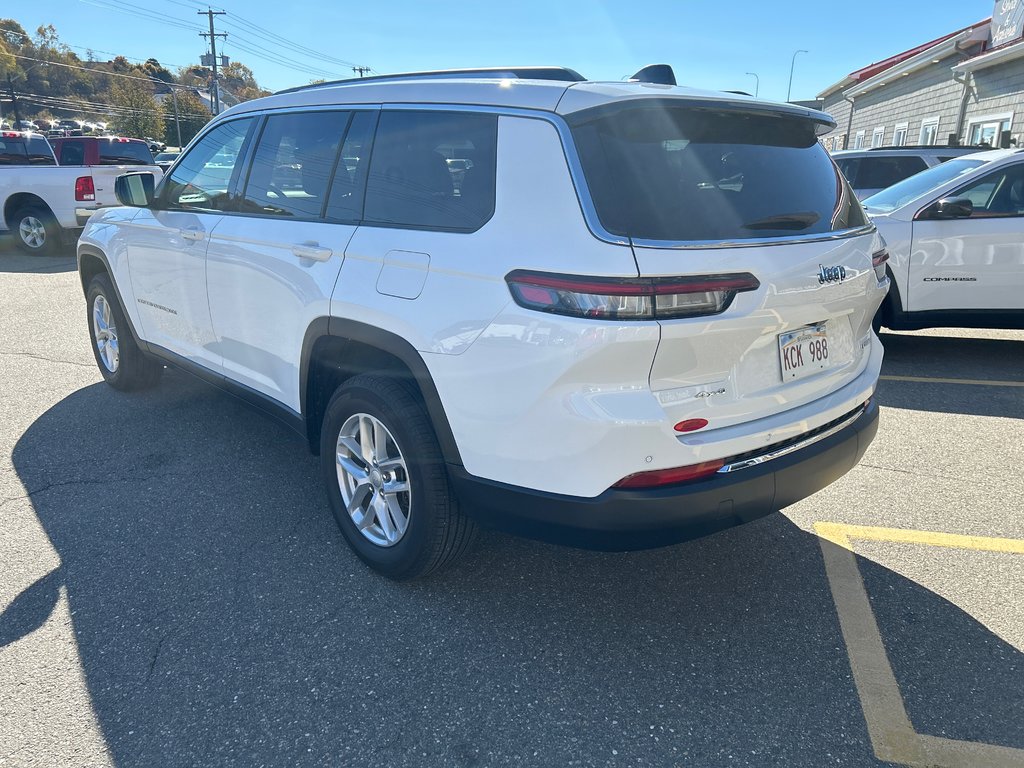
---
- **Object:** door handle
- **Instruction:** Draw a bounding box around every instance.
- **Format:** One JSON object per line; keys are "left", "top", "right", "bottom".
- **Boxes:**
{"left": 291, "top": 242, "right": 333, "bottom": 262}
{"left": 180, "top": 227, "right": 205, "bottom": 242}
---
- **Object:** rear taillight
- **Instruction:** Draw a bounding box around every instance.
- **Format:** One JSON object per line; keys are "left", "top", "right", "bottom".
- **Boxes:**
{"left": 613, "top": 460, "right": 725, "bottom": 489}
{"left": 871, "top": 249, "right": 889, "bottom": 282}
{"left": 505, "top": 271, "right": 760, "bottom": 321}
{"left": 75, "top": 176, "right": 96, "bottom": 202}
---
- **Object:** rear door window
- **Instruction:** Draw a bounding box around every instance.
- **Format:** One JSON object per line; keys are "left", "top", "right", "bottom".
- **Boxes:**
{"left": 362, "top": 110, "right": 497, "bottom": 231}
{"left": 856, "top": 156, "right": 927, "bottom": 190}
{"left": 241, "top": 110, "right": 350, "bottom": 219}
{"left": 0, "top": 137, "right": 56, "bottom": 165}
{"left": 324, "top": 111, "right": 377, "bottom": 223}
{"left": 569, "top": 103, "right": 866, "bottom": 242}
{"left": 98, "top": 140, "right": 155, "bottom": 165}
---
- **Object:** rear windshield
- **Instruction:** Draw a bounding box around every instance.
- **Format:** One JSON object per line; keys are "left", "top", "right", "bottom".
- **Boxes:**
{"left": 0, "top": 136, "right": 56, "bottom": 165}
{"left": 861, "top": 158, "right": 988, "bottom": 213}
{"left": 569, "top": 104, "right": 866, "bottom": 242}
{"left": 98, "top": 140, "right": 154, "bottom": 165}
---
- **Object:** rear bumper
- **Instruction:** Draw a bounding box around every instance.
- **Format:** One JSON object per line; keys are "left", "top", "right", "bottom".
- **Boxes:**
{"left": 450, "top": 398, "right": 879, "bottom": 550}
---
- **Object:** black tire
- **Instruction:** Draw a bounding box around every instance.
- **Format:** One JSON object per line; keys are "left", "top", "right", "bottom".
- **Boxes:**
{"left": 11, "top": 204, "right": 61, "bottom": 256}
{"left": 86, "top": 273, "right": 163, "bottom": 391}
{"left": 320, "top": 373, "right": 476, "bottom": 579}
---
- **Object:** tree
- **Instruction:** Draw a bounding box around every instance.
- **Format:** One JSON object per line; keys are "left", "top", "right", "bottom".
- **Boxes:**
{"left": 110, "top": 80, "right": 163, "bottom": 139}
{"left": 162, "top": 88, "right": 209, "bottom": 147}
{"left": 143, "top": 58, "right": 174, "bottom": 83}
{"left": 220, "top": 60, "right": 270, "bottom": 101}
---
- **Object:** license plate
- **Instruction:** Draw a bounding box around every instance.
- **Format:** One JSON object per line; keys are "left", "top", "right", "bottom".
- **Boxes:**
{"left": 778, "top": 323, "right": 831, "bottom": 381}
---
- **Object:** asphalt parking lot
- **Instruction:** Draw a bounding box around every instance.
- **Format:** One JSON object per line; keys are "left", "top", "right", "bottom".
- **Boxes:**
{"left": 1, "top": 242, "right": 1022, "bottom": 768}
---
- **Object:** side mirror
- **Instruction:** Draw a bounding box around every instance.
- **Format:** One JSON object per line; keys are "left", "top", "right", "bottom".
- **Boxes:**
{"left": 921, "top": 197, "right": 974, "bottom": 220}
{"left": 114, "top": 172, "right": 156, "bottom": 207}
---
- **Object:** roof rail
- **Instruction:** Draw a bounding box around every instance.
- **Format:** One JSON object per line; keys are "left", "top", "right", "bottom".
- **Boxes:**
{"left": 276, "top": 66, "right": 587, "bottom": 95}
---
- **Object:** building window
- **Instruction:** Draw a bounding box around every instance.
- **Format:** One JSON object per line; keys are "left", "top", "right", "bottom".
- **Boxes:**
{"left": 919, "top": 117, "right": 940, "bottom": 145}
{"left": 966, "top": 112, "right": 1013, "bottom": 148}
{"left": 871, "top": 127, "right": 885, "bottom": 147}
{"left": 893, "top": 122, "right": 909, "bottom": 147}
{"left": 854, "top": 130, "right": 866, "bottom": 149}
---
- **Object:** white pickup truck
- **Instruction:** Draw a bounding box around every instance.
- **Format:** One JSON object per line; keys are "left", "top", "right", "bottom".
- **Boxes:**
{"left": 1, "top": 131, "right": 160, "bottom": 255}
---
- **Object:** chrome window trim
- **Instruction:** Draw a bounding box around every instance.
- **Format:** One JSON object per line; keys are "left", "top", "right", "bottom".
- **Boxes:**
{"left": 191, "top": 102, "right": 875, "bottom": 249}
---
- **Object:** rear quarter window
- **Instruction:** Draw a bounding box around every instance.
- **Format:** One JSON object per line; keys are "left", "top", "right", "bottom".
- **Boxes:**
{"left": 569, "top": 103, "right": 866, "bottom": 242}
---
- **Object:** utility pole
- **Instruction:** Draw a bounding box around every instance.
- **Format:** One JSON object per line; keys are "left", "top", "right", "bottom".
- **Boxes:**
{"left": 6, "top": 74, "right": 20, "bottom": 126}
{"left": 198, "top": 8, "right": 227, "bottom": 115}
{"left": 171, "top": 87, "right": 183, "bottom": 148}
{"left": 352, "top": 66, "right": 370, "bottom": 78}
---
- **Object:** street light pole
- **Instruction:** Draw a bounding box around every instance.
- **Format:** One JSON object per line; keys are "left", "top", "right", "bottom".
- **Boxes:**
{"left": 786, "top": 50, "right": 808, "bottom": 103}
{"left": 745, "top": 72, "right": 759, "bottom": 97}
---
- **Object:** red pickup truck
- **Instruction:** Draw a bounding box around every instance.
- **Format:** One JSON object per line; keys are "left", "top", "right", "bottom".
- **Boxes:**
{"left": 50, "top": 136, "right": 158, "bottom": 168}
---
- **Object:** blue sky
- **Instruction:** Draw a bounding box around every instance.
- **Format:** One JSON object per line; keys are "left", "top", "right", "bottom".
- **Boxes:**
{"left": 20, "top": 1, "right": 992, "bottom": 99}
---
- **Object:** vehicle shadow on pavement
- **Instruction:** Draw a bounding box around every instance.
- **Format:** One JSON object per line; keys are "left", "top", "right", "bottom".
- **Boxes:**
{"left": 0, "top": 242, "right": 77, "bottom": 273}
{"left": 878, "top": 331, "right": 1024, "bottom": 419}
{"left": 9, "top": 371, "right": 1024, "bottom": 766}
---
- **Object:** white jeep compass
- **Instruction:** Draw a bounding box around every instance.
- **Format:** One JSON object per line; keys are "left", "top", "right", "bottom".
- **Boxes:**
{"left": 77, "top": 66, "right": 888, "bottom": 578}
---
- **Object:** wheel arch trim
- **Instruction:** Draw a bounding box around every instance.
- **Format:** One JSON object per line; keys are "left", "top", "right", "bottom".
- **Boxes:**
{"left": 301, "top": 317, "right": 464, "bottom": 466}
{"left": 76, "top": 245, "right": 144, "bottom": 345}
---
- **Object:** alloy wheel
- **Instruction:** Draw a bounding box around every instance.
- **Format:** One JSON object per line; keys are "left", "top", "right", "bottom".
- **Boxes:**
{"left": 19, "top": 216, "right": 46, "bottom": 249}
{"left": 92, "top": 294, "right": 119, "bottom": 373}
{"left": 335, "top": 413, "right": 412, "bottom": 547}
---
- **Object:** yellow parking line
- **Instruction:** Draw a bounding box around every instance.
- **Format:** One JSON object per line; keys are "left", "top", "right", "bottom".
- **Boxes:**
{"left": 814, "top": 522, "right": 1024, "bottom": 767}
{"left": 880, "top": 374, "right": 1024, "bottom": 388}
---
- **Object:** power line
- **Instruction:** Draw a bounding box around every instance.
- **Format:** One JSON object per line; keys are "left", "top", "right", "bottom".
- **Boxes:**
{"left": 218, "top": 15, "right": 366, "bottom": 71}
{"left": 220, "top": 33, "right": 347, "bottom": 79}
{"left": 78, "top": 0, "right": 204, "bottom": 33}
{"left": 16, "top": 89, "right": 209, "bottom": 115}
{"left": 10, "top": 53, "right": 196, "bottom": 88}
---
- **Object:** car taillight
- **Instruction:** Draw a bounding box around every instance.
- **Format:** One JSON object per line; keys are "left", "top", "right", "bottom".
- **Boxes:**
{"left": 871, "top": 248, "right": 889, "bottom": 282}
{"left": 505, "top": 271, "right": 760, "bottom": 321}
{"left": 613, "top": 460, "right": 725, "bottom": 489}
{"left": 75, "top": 176, "right": 96, "bottom": 202}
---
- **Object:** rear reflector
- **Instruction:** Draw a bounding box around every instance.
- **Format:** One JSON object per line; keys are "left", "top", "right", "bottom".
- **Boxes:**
{"left": 505, "top": 270, "right": 760, "bottom": 321}
{"left": 75, "top": 176, "right": 96, "bottom": 202}
{"left": 612, "top": 460, "right": 725, "bottom": 489}
{"left": 673, "top": 418, "right": 709, "bottom": 433}
{"left": 871, "top": 249, "right": 889, "bottom": 281}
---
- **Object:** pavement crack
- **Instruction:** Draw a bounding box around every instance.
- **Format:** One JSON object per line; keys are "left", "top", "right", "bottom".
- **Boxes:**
{"left": 0, "top": 350, "right": 94, "bottom": 369}
{"left": 859, "top": 462, "right": 1002, "bottom": 491}
{"left": 146, "top": 632, "right": 170, "bottom": 683}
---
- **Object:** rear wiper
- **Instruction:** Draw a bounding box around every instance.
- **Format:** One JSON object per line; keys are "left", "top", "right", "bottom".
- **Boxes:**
{"left": 741, "top": 212, "right": 820, "bottom": 231}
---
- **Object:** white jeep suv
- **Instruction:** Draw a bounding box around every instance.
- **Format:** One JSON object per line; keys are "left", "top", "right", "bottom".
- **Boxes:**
{"left": 78, "top": 66, "right": 887, "bottom": 578}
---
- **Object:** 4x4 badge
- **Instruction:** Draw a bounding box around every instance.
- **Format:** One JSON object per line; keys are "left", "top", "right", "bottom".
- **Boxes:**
{"left": 818, "top": 264, "right": 847, "bottom": 285}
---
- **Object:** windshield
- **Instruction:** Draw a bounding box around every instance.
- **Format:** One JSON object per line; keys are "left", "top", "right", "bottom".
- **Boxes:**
{"left": 861, "top": 158, "right": 987, "bottom": 213}
{"left": 568, "top": 103, "right": 866, "bottom": 242}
